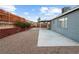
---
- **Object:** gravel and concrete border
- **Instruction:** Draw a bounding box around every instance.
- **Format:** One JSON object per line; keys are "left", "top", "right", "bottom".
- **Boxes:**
{"left": 0, "top": 28, "right": 79, "bottom": 54}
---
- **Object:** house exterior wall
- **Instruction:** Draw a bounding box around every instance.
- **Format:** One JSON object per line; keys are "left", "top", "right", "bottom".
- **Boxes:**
{"left": 51, "top": 9, "right": 79, "bottom": 42}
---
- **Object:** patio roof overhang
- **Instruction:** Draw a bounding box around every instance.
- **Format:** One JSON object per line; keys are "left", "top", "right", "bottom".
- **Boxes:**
{"left": 39, "top": 20, "right": 51, "bottom": 22}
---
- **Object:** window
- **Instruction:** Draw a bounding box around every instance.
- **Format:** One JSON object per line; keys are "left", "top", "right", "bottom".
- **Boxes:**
{"left": 64, "top": 17, "right": 68, "bottom": 28}
{"left": 53, "top": 20, "right": 55, "bottom": 24}
{"left": 59, "top": 17, "right": 68, "bottom": 28}
{"left": 59, "top": 18, "right": 65, "bottom": 28}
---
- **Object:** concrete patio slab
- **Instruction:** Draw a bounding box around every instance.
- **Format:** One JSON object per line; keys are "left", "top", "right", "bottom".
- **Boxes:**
{"left": 37, "top": 28, "right": 79, "bottom": 46}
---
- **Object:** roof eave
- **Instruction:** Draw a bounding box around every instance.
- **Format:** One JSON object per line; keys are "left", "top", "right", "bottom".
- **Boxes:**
{"left": 52, "top": 7, "right": 79, "bottom": 20}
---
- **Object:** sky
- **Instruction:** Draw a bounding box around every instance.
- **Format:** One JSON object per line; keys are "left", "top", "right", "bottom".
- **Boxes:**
{"left": 0, "top": 5, "right": 75, "bottom": 22}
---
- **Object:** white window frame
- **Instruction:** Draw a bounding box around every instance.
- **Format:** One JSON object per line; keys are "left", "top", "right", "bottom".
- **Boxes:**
{"left": 64, "top": 17, "right": 68, "bottom": 28}
{"left": 59, "top": 17, "right": 68, "bottom": 29}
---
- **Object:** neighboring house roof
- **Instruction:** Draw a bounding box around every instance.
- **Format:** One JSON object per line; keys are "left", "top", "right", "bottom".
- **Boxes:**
{"left": 51, "top": 7, "right": 79, "bottom": 20}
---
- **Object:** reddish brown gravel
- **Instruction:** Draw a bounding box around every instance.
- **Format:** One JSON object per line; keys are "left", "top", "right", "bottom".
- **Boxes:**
{"left": 0, "top": 28, "right": 79, "bottom": 54}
